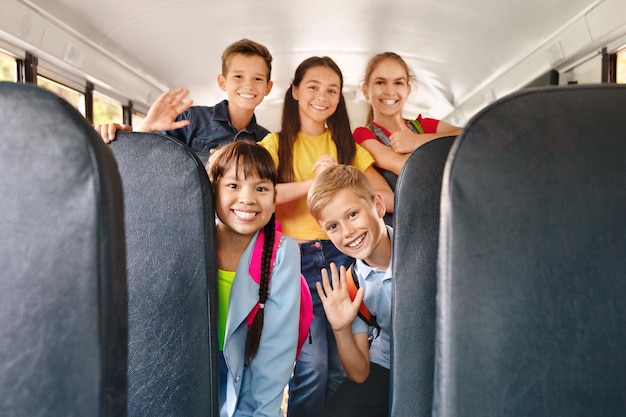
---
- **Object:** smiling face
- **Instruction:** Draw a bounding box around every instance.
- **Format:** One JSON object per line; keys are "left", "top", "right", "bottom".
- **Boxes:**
{"left": 317, "top": 188, "right": 387, "bottom": 262}
{"left": 292, "top": 65, "right": 342, "bottom": 132}
{"left": 363, "top": 58, "right": 411, "bottom": 119}
{"left": 218, "top": 53, "right": 273, "bottom": 112}
{"left": 214, "top": 164, "right": 276, "bottom": 239}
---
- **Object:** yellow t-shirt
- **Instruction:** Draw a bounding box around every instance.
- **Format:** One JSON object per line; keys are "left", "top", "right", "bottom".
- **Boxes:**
{"left": 217, "top": 268, "right": 236, "bottom": 351}
{"left": 259, "top": 130, "right": 375, "bottom": 240}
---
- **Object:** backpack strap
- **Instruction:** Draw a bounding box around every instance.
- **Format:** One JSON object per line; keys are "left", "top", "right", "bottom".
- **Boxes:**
{"left": 366, "top": 119, "right": 425, "bottom": 191}
{"left": 246, "top": 222, "right": 313, "bottom": 358}
{"left": 407, "top": 118, "right": 424, "bottom": 134}
{"left": 367, "top": 123, "right": 392, "bottom": 147}
{"left": 367, "top": 118, "right": 424, "bottom": 146}
{"left": 346, "top": 264, "right": 380, "bottom": 334}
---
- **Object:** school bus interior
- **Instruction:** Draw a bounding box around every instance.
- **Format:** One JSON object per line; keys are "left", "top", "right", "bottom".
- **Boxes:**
{"left": 1, "top": 0, "right": 626, "bottom": 416}
{"left": 1, "top": 0, "right": 626, "bottom": 128}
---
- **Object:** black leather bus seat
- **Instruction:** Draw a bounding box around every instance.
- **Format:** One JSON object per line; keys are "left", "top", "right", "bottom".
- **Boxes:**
{"left": 0, "top": 82, "right": 128, "bottom": 417}
{"left": 434, "top": 85, "right": 626, "bottom": 417}
{"left": 390, "top": 135, "right": 456, "bottom": 417}
{"left": 109, "top": 131, "right": 219, "bottom": 417}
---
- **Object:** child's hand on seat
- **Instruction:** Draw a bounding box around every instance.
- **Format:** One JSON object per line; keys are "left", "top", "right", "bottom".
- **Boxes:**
{"left": 94, "top": 123, "right": 132, "bottom": 143}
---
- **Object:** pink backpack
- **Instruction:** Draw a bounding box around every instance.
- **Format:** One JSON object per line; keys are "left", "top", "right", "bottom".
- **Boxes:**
{"left": 246, "top": 224, "right": 314, "bottom": 358}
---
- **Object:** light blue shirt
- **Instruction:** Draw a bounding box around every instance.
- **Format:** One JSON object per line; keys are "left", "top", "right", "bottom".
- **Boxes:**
{"left": 351, "top": 226, "right": 393, "bottom": 369}
{"left": 221, "top": 231, "right": 300, "bottom": 417}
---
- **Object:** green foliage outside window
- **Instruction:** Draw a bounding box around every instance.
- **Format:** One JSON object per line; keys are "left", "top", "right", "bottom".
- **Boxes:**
{"left": 0, "top": 52, "right": 17, "bottom": 81}
{"left": 93, "top": 93, "right": 123, "bottom": 125}
{"left": 37, "top": 76, "right": 85, "bottom": 115}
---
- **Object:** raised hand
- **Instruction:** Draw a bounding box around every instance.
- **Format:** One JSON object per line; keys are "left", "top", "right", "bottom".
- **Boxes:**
{"left": 316, "top": 263, "right": 363, "bottom": 332}
{"left": 137, "top": 87, "right": 194, "bottom": 133}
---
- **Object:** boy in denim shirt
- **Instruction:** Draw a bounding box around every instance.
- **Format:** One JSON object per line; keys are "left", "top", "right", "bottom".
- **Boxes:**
{"left": 307, "top": 164, "right": 393, "bottom": 417}
{"left": 96, "top": 38, "right": 273, "bottom": 163}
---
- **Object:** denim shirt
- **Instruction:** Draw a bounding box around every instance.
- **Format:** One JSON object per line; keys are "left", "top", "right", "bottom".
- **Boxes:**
{"left": 162, "top": 100, "right": 270, "bottom": 163}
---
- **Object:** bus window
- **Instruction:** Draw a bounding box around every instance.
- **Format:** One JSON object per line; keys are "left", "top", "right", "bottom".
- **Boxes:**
{"left": 93, "top": 91, "right": 123, "bottom": 125}
{"left": 0, "top": 51, "right": 17, "bottom": 82}
{"left": 37, "top": 75, "right": 86, "bottom": 116}
{"left": 617, "top": 49, "right": 626, "bottom": 84}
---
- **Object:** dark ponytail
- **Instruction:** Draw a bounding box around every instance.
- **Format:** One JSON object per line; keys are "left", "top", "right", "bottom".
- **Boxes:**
{"left": 245, "top": 213, "right": 276, "bottom": 363}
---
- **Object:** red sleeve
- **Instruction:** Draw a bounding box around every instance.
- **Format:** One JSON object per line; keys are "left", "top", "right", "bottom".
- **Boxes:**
{"left": 353, "top": 126, "right": 377, "bottom": 145}
{"left": 416, "top": 115, "right": 440, "bottom": 133}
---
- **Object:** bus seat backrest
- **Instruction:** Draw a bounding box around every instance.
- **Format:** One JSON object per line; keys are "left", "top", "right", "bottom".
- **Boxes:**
{"left": 109, "top": 132, "right": 219, "bottom": 417}
{"left": 0, "top": 82, "right": 128, "bottom": 417}
{"left": 391, "top": 135, "right": 456, "bottom": 417}
{"left": 435, "top": 85, "right": 626, "bottom": 417}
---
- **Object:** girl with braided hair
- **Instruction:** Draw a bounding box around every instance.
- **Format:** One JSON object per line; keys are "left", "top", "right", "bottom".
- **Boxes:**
{"left": 208, "top": 139, "right": 302, "bottom": 417}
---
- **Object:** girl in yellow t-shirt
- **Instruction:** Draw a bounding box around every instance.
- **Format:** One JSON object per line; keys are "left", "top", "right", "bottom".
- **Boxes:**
{"left": 258, "top": 56, "right": 393, "bottom": 417}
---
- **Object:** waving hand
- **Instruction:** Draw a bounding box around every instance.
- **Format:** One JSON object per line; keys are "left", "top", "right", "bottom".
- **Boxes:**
{"left": 316, "top": 263, "right": 363, "bottom": 332}
{"left": 137, "top": 87, "right": 194, "bottom": 132}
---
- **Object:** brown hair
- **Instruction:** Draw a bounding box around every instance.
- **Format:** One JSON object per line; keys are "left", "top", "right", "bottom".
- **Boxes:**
{"left": 221, "top": 38, "right": 273, "bottom": 81}
{"left": 277, "top": 56, "right": 355, "bottom": 183}
{"left": 208, "top": 139, "right": 277, "bottom": 363}
{"left": 307, "top": 164, "right": 375, "bottom": 220}
{"left": 362, "top": 52, "right": 416, "bottom": 124}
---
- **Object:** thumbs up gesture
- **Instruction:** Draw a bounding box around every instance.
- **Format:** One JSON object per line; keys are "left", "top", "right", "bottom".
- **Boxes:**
{"left": 389, "top": 114, "right": 417, "bottom": 154}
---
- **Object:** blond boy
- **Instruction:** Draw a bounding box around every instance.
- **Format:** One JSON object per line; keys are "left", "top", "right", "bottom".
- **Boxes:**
{"left": 307, "top": 164, "right": 393, "bottom": 417}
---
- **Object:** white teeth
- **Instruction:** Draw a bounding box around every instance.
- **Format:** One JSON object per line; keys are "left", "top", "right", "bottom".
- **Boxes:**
{"left": 234, "top": 210, "right": 256, "bottom": 219}
{"left": 311, "top": 104, "right": 327, "bottom": 110}
{"left": 348, "top": 233, "right": 365, "bottom": 248}
{"left": 382, "top": 99, "right": 396, "bottom": 104}
{"left": 239, "top": 93, "right": 254, "bottom": 99}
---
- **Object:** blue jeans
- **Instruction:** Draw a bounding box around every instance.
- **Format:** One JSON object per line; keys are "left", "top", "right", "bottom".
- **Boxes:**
{"left": 288, "top": 239, "right": 354, "bottom": 417}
